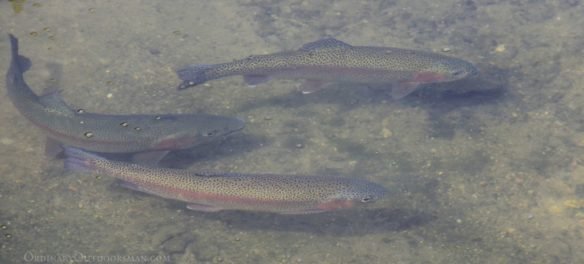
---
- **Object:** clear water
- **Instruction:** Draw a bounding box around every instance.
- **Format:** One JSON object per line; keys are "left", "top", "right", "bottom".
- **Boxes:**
{"left": 1, "top": 0, "right": 583, "bottom": 263}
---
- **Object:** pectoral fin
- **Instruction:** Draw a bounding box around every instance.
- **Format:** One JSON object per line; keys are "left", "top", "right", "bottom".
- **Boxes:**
{"left": 299, "top": 80, "right": 334, "bottom": 94}
{"left": 186, "top": 203, "right": 223, "bottom": 212}
{"left": 391, "top": 82, "right": 420, "bottom": 100}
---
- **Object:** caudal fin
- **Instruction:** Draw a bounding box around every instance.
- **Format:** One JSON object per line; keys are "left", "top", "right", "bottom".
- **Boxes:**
{"left": 176, "top": 64, "right": 215, "bottom": 90}
{"left": 63, "top": 147, "right": 106, "bottom": 173}
{"left": 8, "top": 34, "right": 32, "bottom": 73}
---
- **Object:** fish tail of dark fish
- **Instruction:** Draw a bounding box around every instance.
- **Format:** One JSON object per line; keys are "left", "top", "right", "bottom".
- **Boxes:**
{"left": 176, "top": 64, "right": 215, "bottom": 90}
{"left": 8, "top": 34, "right": 32, "bottom": 74}
{"left": 63, "top": 147, "right": 104, "bottom": 173}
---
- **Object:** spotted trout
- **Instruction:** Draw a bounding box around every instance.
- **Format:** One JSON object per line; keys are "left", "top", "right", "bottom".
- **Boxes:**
{"left": 6, "top": 34, "right": 244, "bottom": 162}
{"left": 64, "top": 147, "right": 388, "bottom": 214}
{"left": 177, "top": 38, "right": 479, "bottom": 99}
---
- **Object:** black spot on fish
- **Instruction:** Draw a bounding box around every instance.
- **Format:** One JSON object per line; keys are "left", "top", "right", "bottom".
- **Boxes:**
{"left": 205, "top": 129, "right": 219, "bottom": 137}
{"left": 451, "top": 69, "right": 466, "bottom": 78}
{"left": 360, "top": 195, "right": 375, "bottom": 203}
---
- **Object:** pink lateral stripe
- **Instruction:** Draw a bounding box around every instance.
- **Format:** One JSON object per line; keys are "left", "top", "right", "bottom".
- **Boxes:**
{"left": 131, "top": 179, "right": 321, "bottom": 207}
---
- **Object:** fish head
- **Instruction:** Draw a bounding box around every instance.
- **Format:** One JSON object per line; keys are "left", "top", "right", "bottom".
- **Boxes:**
{"left": 198, "top": 116, "right": 246, "bottom": 139}
{"left": 420, "top": 57, "right": 479, "bottom": 83}
{"left": 349, "top": 181, "right": 388, "bottom": 205}
{"left": 151, "top": 116, "right": 245, "bottom": 150}
{"left": 319, "top": 179, "right": 388, "bottom": 211}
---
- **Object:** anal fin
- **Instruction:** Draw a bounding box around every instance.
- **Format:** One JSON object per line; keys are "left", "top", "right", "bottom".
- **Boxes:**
{"left": 131, "top": 150, "right": 170, "bottom": 166}
{"left": 186, "top": 203, "right": 223, "bottom": 212}
{"left": 44, "top": 137, "right": 64, "bottom": 159}
{"left": 117, "top": 180, "right": 160, "bottom": 197}
{"left": 243, "top": 74, "right": 270, "bottom": 86}
{"left": 278, "top": 208, "right": 327, "bottom": 215}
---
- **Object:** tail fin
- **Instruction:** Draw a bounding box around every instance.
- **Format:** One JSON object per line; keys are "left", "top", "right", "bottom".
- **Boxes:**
{"left": 8, "top": 34, "right": 32, "bottom": 73}
{"left": 63, "top": 147, "right": 106, "bottom": 173}
{"left": 176, "top": 64, "right": 215, "bottom": 90}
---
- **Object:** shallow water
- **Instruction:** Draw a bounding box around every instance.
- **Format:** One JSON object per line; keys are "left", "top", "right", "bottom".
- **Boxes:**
{"left": 1, "top": 0, "right": 583, "bottom": 263}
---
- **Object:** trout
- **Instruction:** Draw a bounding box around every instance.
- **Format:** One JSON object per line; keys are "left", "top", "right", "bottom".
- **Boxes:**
{"left": 6, "top": 34, "right": 244, "bottom": 162}
{"left": 64, "top": 147, "right": 388, "bottom": 214}
{"left": 177, "top": 38, "right": 478, "bottom": 99}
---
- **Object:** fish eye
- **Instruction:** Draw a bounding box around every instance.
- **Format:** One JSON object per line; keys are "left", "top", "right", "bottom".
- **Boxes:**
{"left": 452, "top": 70, "right": 466, "bottom": 77}
{"left": 205, "top": 129, "right": 218, "bottom": 137}
{"left": 360, "top": 195, "right": 375, "bottom": 203}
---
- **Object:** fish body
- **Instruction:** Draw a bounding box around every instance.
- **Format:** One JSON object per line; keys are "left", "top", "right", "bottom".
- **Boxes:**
{"left": 177, "top": 38, "right": 479, "bottom": 99}
{"left": 64, "top": 147, "right": 388, "bottom": 214}
{"left": 6, "top": 34, "right": 244, "bottom": 155}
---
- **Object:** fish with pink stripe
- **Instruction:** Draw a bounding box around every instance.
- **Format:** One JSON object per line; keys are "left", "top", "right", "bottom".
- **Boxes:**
{"left": 64, "top": 147, "right": 388, "bottom": 214}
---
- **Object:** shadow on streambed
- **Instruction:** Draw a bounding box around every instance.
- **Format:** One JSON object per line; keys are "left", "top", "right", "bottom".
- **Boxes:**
{"left": 189, "top": 207, "right": 436, "bottom": 236}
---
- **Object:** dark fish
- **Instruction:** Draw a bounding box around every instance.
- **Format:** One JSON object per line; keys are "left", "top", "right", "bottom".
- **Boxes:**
{"left": 65, "top": 147, "right": 388, "bottom": 214}
{"left": 177, "top": 38, "right": 479, "bottom": 99}
{"left": 6, "top": 34, "right": 244, "bottom": 162}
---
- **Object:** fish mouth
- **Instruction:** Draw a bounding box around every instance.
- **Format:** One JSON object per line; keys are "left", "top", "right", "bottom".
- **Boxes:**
{"left": 465, "top": 66, "right": 480, "bottom": 78}
{"left": 451, "top": 66, "right": 479, "bottom": 79}
{"left": 231, "top": 117, "right": 246, "bottom": 132}
{"left": 460, "top": 62, "right": 480, "bottom": 79}
{"left": 221, "top": 117, "right": 246, "bottom": 137}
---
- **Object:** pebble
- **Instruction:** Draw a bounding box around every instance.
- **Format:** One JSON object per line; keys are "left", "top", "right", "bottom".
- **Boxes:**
{"left": 0, "top": 138, "right": 14, "bottom": 145}
{"left": 572, "top": 133, "right": 584, "bottom": 147}
{"left": 382, "top": 128, "right": 392, "bottom": 138}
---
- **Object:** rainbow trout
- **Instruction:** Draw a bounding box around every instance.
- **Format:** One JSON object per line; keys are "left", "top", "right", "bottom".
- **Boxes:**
{"left": 177, "top": 38, "right": 479, "bottom": 99}
{"left": 64, "top": 147, "right": 388, "bottom": 214}
{"left": 6, "top": 34, "right": 244, "bottom": 161}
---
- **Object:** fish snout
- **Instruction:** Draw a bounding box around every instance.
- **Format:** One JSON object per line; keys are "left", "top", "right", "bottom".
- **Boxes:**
{"left": 354, "top": 182, "right": 388, "bottom": 204}
{"left": 450, "top": 61, "right": 480, "bottom": 80}
{"left": 223, "top": 117, "right": 246, "bottom": 136}
{"left": 233, "top": 117, "right": 246, "bottom": 131}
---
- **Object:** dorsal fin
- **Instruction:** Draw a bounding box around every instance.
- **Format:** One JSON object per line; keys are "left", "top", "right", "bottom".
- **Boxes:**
{"left": 39, "top": 92, "right": 75, "bottom": 115}
{"left": 299, "top": 38, "right": 352, "bottom": 52}
{"left": 16, "top": 55, "right": 32, "bottom": 72}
